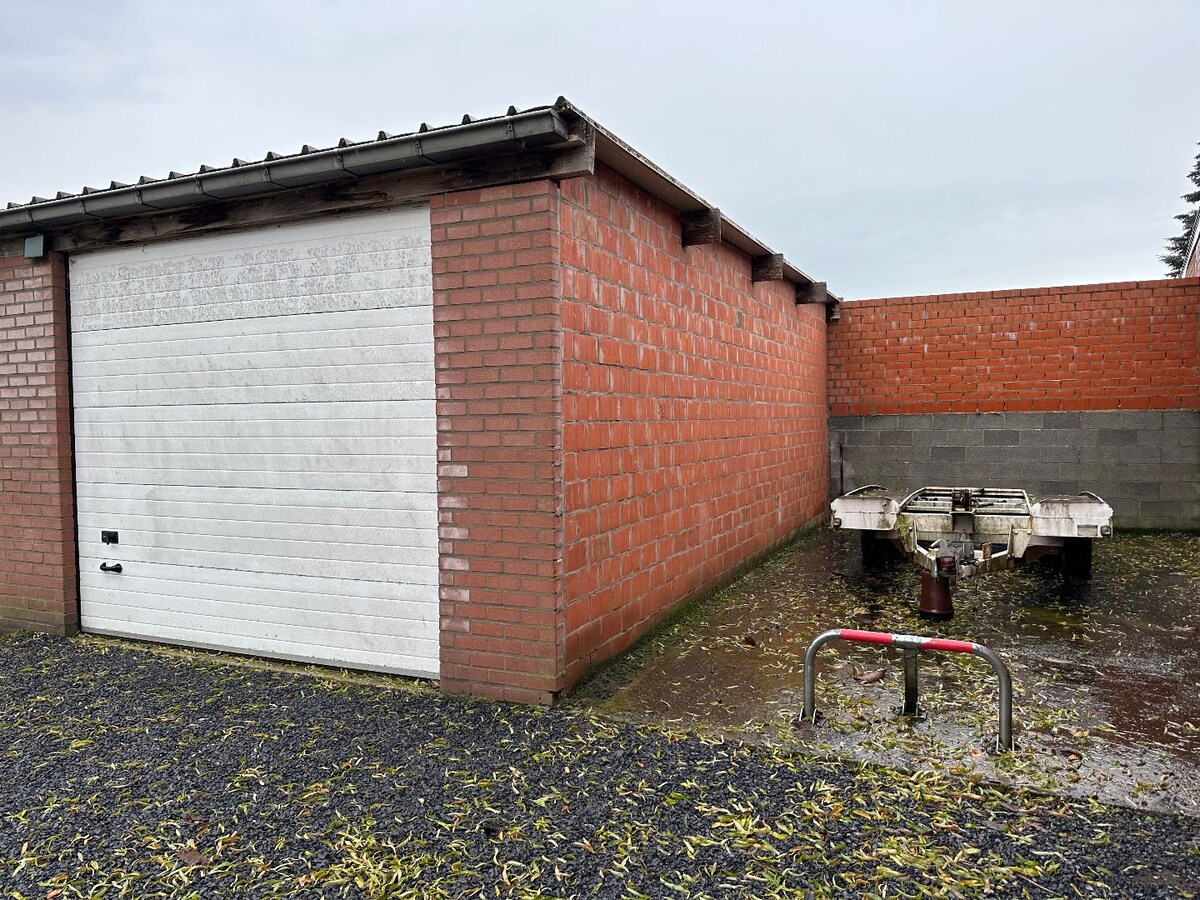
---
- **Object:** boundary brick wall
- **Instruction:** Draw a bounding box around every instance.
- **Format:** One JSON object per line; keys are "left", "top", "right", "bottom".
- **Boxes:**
{"left": 430, "top": 182, "right": 566, "bottom": 704}
{"left": 0, "top": 249, "right": 78, "bottom": 634}
{"left": 560, "top": 165, "right": 828, "bottom": 688}
{"left": 827, "top": 279, "right": 1200, "bottom": 528}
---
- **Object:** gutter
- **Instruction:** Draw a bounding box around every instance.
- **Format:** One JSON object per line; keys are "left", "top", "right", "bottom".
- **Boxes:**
{"left": 3, "top": 98, "right": 836, "bottom": 304}
{"left": 0, "top": 108, "right": 569, "bottom": 233}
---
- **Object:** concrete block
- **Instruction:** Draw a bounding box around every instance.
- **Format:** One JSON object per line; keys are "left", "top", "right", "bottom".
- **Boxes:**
{"left": 931, "top": 446, "right": 966, "bottom": 462}
{"left": 1075, "top": 445, "right": 1122, "bottom": 466}
{"left": 1097, "top": 428, "right": 1139, "bottom": 447}
{"left": 843, "top": 429, "right": 881, "bottom": 447}
{"left": 1162, "top": 409, "right": 1200, "bottom": 430}
{"left": 1019, "top": 428, "right": 1074, "bottom": 448}
{"left": 910, "top": 429, "right": 944, "bottom": 448}
{"left": 1000, "top": 411, "right": 1041, "bottom": 430}
{"left": 1121, "top": 482, "right": 1162, "bottom": 501}
{"left": 1123, "top": 444, "right": 1163, "bottom": 463}
{"left": 1027, "top": 446, "right": 1081, "bottom": 464}
{"left": 1079, "top": 410, "right": 1123, "bottom": 428}
{"left": 894, "top": 448, "right": 930, "bottom": 465}
{"left": 937, "top": 429, "right": 985, "bottom": 447}
{"left": 1159, "top": 480, "right": 1200, "bottom": 501}
{"left": 1143, "top": 462, "right": 1192, "bottom": 483}
{"left": 864, "top": 414, "right": 914, "bottom": 431}
{"left": 1034, "top": 481, "right": 1085, "bottom": 497}
{"left": 1168, "top": 427, "right": 1200, "bottom": 448}
{"left": 1046, "top": 461, "right": 1111, "bottom": 483}
{"left": 1160, "top": 443, "right": 1200, "bottom": 464}
{"left": 961, "top": 463, "right": 1007, "bottom": 483}
{"left": 1118, "top": 410, "right": 1162, "bottom": 430}
{"left": 966, "top": 413, "right": 1006, "bottom": 428}
{"left": 1041, "top": 412, "right": 1081, "bottom": 429}
{"left": 1135, "top": 500, "right": 1186, "bottom": 521}
{"left": 833, "top": 415, "right": 866, "bottom": 431}
{"left": 983, "top": 430, "right": 1020, "bottom": 446}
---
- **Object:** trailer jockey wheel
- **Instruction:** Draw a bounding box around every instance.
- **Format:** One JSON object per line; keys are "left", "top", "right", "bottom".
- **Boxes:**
{"left": 1060, "top": 537, "right": 1093, "bottom": 580}
{"left": 919, "top": 570, "right": 955, "bottom": 619}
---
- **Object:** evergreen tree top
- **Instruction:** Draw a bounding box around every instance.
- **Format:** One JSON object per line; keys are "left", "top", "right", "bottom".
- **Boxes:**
{"left": 1161, "top": 143, "right": 1200, "bottom": 277}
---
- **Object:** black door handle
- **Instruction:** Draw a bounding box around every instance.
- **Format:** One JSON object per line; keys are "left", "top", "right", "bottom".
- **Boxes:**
{"left": 100, "top": 562, "right": 123, "bottom": 573}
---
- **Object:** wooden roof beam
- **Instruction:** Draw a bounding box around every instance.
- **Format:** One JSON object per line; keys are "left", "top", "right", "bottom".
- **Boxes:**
{"left": 681, "top": 207, "right": 722, "bottom": 246}
{"left": 751, "top": 252, "right": 785, "bottom": 282}
{"left": 795, "top": 280, "right": 827, "bottom": 305}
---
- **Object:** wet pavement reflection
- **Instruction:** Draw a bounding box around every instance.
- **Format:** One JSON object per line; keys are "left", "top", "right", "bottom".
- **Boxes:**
{"left": 579, "top": 529, "right": 1200, "bottom": 816}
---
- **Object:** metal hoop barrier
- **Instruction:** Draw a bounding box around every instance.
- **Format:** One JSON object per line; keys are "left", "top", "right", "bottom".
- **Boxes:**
{"left": 799, "top": 628, "right": 1015, "bottom": 752}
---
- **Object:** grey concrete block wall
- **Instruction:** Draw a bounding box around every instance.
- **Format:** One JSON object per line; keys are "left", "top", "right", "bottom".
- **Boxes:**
{"left": 829, "top": 410, "right": 1200, "bottom": 529}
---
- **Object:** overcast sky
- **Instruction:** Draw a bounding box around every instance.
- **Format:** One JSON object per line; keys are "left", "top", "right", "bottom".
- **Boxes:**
{"left": 2, "top": 0, "right": 1196, "bottom": 298}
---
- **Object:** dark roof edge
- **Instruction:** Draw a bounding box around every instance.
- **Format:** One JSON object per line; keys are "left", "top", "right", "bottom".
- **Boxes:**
{"left": 557, "top": 99, "right": 828, "bottom": 295}
{"left": 0, "top": 106, "right": 569, "bottom": 233}
{"left": 3, "top": 97, "right": 835, "bottom": 299}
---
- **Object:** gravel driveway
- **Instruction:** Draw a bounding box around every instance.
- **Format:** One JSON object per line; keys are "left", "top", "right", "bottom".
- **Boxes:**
{"left": 2, "top": 632, "right": 1198, "bottom": 899}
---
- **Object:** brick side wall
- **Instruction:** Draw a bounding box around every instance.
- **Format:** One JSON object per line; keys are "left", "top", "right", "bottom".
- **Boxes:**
{"left": 828, "top": 279, "right": 1200, "bottom": 416}
{"left": 430, "top": 183, "right": 566, "bottom": 704}
{"left": 560, "top": 166, "right": 828, "bottom": 687}
{"left": 0, "top": 251, "right": 78, "bottom": 635}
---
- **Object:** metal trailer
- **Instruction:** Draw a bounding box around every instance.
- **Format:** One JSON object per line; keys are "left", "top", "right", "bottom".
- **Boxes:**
{"left": 830, "top": 486, "right": 1114, "bottom": 617}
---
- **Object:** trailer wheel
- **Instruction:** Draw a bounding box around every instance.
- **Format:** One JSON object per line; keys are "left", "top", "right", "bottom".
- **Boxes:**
{"left": 1060, "top": 537, "right": 1093, "bottom": 579}
{"left": 860, "top": 531, "right": 895, "bottom": 569}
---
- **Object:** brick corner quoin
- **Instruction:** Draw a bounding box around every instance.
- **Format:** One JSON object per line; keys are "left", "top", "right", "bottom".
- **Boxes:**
{"left": 429, "top": 183, "right": 567, "bottom": 704}
{"left": 0, "top": 251, "right": 78, "bottom": 636}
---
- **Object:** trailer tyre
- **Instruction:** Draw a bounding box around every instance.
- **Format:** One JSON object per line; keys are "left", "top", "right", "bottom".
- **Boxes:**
{"left": 1060, "top": 537, "right": 1093, "bottom": 579}
{"left": 860, "top": 531, "right": 896, "bottom": 569}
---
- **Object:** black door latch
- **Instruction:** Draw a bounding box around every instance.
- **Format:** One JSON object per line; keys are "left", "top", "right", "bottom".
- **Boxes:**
{"left": 100, "top": 562, "right": 123, "bottom": 574}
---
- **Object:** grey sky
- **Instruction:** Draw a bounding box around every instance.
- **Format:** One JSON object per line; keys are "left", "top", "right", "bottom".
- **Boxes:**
{"left": 2, "top": 0, "right": 1195, "bottom": 298}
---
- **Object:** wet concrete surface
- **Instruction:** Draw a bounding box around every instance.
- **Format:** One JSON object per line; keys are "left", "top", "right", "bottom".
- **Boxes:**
{"left": 578, "top": 529, "right": 1200, "bottom": 817}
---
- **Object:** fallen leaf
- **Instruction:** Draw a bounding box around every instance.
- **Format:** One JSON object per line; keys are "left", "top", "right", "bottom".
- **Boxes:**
{"left": 177, "top": 847, "right": 209, "bottom": 867}
{"left": 741, "top": 635, "right": 758, "bottom": 648}
{"left": 855, "top": 667, "right": 888, "bottom": 685}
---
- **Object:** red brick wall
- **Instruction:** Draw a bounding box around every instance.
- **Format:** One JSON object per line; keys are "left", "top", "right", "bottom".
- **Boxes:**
{"left": 430, "top": 183, "right": 566, "bottom": 704}
{"left": 560, "top": 166, "right": 829, "bottom": 687}
{"left": 0, "top": 251, "right": 78, "bottom": 635}
{"left": 828, "top": 279, "right": 1200, "bottom": 415}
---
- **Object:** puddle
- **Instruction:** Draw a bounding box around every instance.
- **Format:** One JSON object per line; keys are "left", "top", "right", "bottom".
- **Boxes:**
{"left": 579, "top": 529, "right": 1200, "bottom": 816}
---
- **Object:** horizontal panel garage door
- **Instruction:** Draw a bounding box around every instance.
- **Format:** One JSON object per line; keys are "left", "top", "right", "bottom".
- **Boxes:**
{"left": 70, "top": 206, "right": 439, "bottom": 677}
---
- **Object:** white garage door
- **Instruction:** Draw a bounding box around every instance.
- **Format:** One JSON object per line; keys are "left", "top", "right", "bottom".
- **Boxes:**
{"left": 70, "top": 206, "right": 439, "bottom": 677}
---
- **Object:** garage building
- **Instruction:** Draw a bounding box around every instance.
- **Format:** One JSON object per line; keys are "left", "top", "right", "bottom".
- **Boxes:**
{"left": 0, "top": 99, "right": 832, "bottom": 702}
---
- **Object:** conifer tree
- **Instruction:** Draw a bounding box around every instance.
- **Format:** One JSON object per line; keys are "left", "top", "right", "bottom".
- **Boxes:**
{"left": 1161, "top": 143, "right": 1200, "bottom": 277}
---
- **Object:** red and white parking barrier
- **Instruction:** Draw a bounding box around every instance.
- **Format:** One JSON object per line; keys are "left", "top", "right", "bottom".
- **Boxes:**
{"left": 799, "top": 628, "right": 1015, "bottom": 751}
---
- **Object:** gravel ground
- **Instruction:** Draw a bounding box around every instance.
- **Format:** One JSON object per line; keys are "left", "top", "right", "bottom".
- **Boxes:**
{"left": 2, "top": 633, "right": 1198, "bottom": 899}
